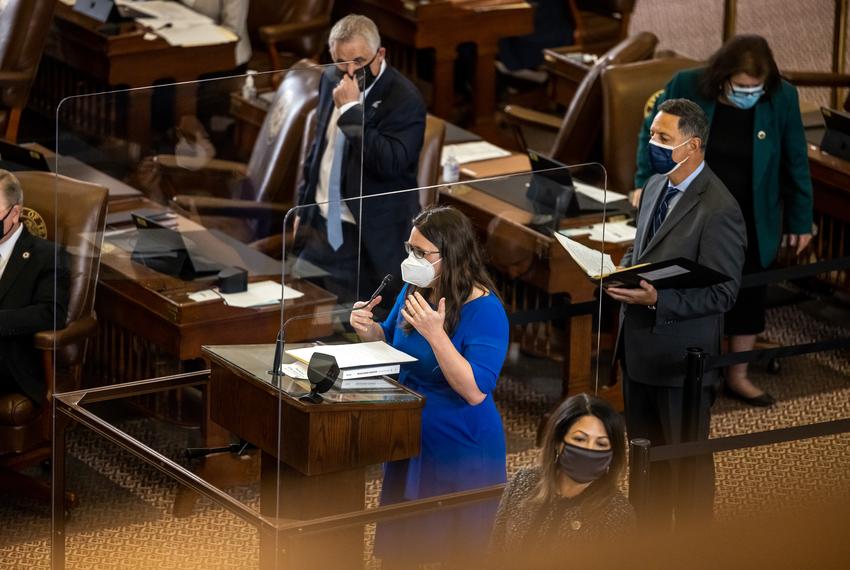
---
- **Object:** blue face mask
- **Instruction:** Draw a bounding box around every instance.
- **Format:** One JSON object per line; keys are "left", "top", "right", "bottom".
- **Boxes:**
{"left": 727, "top": 82, "right": 765, "bottom": 110}
{"left": 648, "top": 137, "right": 692, "bottom": 176}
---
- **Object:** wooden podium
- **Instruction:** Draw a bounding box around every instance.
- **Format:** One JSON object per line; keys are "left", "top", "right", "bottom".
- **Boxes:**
{"left": 203, "top": 345, "right": 424, "bottom": 569}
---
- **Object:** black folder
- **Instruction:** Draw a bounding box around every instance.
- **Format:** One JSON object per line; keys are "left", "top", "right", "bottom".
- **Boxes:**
{"left": 600, "top": 258, "right": 732, "bottom": 289}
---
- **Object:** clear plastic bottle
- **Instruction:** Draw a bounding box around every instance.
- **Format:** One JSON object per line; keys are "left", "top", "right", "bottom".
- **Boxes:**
{"left": 442, "top": 149, "right": 460, "bottom": 183}
{"left": 241, "top": 70, "right": 257, "bottom": 100}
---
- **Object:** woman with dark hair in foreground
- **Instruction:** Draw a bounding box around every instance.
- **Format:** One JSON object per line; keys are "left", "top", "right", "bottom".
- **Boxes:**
{"left": 490, "top": 394, "right": 634, "bottom": 559}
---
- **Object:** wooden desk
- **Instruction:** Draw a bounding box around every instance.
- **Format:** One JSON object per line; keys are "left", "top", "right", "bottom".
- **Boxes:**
{"left": 338, "top": 0, "right": 534, "bottom": 125}
{"left": 32, "top": 4, "right": 237, "bottom": 144}
{"left": 439, "top": 181, "right": 628, "bottom": 405}
{"left": 204, "top": 344, "right": 424, "bottom": 569}
{"left": 89, "top": 196, "right": 337, "bottom": 390}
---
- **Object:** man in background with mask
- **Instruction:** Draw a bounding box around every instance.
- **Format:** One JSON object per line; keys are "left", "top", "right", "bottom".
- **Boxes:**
{"left": 606, "top": 99, "right": 746, "bottom": 527}
{"left": 294, "top": 14, "right": 426, "bottom": 306}
{"left": 0, "top": 170, "right": 69, "bottom": 405}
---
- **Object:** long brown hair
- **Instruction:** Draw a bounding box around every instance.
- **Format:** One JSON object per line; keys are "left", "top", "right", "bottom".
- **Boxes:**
{"left": 402, "top": 206, "right": 498, "bottom": 335}
{"left": 698, "top": 34, "right": 782, "bottom": 100}
{"left": 529, "top": 394, "right": 627, "bottom": 514}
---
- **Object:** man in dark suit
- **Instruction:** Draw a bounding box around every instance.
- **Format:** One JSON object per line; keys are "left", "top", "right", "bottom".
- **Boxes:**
{"left": 0, "top": 170, "right": 69, "bottom": 404}
{"left": 293, "top": 14, "right": 426, "bottom": 305}
{"left": 607, "top": 99, "right": 746, "bottom": 526}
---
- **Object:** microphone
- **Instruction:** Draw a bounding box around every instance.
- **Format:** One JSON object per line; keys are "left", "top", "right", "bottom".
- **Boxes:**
{"left": 367, "top": 274, "right": 393, "bottom": 304}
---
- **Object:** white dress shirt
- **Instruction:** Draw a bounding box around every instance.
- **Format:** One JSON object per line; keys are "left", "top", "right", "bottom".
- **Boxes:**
{"left": 0, "top": 223, "right": 24, "bottom": 281}
{"left": 315, "top": 59, "right": 388, "bottom": 224}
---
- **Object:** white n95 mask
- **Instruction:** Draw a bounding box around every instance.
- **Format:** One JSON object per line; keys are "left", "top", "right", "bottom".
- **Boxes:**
{"left": 400, "top": 253, "right": 441, "bottom": 288}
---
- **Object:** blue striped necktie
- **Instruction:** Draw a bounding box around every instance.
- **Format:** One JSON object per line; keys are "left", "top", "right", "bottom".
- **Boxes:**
{"left": 326, "top": 125, "right": 346, "bottom": 251}
{"left": 649, "top": 185, "right": 680, "bottom": 241}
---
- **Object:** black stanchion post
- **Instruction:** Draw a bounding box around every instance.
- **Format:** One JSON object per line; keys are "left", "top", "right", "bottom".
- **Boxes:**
{"left": 682, "top": 347, "right": 705, "bottom": 444}
{"left": 628, "top": 438, "right": 651, "bottom": 526}
{"left": 677, "top": 347, "right": 705, "bottom": 527}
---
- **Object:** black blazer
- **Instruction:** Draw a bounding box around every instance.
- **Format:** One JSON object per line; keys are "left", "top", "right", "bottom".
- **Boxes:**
{"left": 616, "top": 164, "right": 747, "bottom": 387}
{"left": 296, "top": 64, "right": 426, "bottom": 278}
{"left": 0, "top": 227, "right": 69, "bottom": 403}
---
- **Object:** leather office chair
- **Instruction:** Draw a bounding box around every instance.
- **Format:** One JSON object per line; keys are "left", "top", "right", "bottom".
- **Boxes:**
{"left": 418, "top": 114, "right": 446, "bottom": 209}
{"left": 247, "top": 0, "right": 335, "bottom": 72}
{"left": 504, "top": 32, "right": 658, "bottom": 166}
{"left": 600, "top": 57, "right": 701, "bottom": 193}
{"left": 567, "top": 0, "right": 638, "bottom": 55}
{"left": 0, "top": 172, "right": 107, "bottom": 505}
{"left": 0, "top": 0, "right": 56, "bottom": 143}
{"left": 165, "top": 60, "right": 321, "bottom": 243}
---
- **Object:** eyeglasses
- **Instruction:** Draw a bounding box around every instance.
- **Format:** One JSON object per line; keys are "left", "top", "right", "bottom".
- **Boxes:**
{"left": 404, "top": 241, "right": 439, "bottom": 260}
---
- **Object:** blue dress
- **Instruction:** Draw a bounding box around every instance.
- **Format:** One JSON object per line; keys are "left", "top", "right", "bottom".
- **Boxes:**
{"left": 375, "top": 285, "right": 509, "bottom": 564}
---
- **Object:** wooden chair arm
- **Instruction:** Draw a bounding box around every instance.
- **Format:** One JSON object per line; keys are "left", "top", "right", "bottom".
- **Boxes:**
{"left": 0, "top": 70, "right": 32, "bottom": 87}
{"left": 503, "top": 104, "right": 563, "bottom": 131}
{"left": 153, "top": 155, "right": 249, "bottom": 176}
{"left": 783, "top": 70, "right": 850, "bottom": 88}
{"left": 33, "top": 315, "right": 97, "bottom": 351}
{"left": 172, "top": 195, "right": 292, "bottom": 218}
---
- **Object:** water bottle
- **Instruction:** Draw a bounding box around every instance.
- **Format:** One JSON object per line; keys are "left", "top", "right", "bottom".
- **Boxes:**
{"left": 241, "top": 70, "right": 257, "bottom": 100}
{"left": 442, "top": 149, "right": 460, "bottom": 183}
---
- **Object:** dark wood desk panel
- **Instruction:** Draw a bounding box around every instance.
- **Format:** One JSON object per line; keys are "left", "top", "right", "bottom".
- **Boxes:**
{"left": 339, "top": 0, "right": 534, "bottom": 125}
{"left": 35, "top": 4, "right": 237, "bottom": 143}
{"left": 805, "top": 143, "right": 850, "bottom": 290}
{"left": 205, "top": 345, "right": 423, "bottom": 568}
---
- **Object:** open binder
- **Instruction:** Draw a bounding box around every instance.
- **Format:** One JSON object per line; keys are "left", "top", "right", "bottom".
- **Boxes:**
{"left": 554, "top": 233, "right": 731, "bottom": 289}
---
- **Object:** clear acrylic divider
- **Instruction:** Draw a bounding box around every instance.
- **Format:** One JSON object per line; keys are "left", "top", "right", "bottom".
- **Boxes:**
{"left": 47, "top": 61, "right": 364, "bottom": 568}
{"left": 271, "top": 161, "right": 623, "bottom": 568}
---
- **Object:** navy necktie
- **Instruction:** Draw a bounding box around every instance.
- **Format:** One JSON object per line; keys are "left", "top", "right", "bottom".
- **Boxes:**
{"left": 649, "top": 185, "right": 680, "bottom": 241}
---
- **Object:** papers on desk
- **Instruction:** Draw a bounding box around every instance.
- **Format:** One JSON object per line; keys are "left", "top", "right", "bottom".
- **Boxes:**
{"left": 286, "top": 341, "right": 417, "bottom": 374}
{"left": 123, "top": 1, "right": 237, "bottom": 47}
{"left": 560, "top": 220, "right": 636, "bottom": 243}
{"left": 187, "top": 280, "right": 304, "bottom": 307}
{"left": 441, "top": 141, "right": 511, "bottom": 166}
{"left": 573, "top": 182, "right": 629, "bottom": 204}
{"left": 153, "top": 24, "right": 237, "bottom": 47}
{"left": 554, "top": 233, "right": 617, "bottom": 279}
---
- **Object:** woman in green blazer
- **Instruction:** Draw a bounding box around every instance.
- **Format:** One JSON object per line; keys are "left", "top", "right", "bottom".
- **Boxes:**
{"left": 633, "top": 35, "right": 813, "bottom": 406}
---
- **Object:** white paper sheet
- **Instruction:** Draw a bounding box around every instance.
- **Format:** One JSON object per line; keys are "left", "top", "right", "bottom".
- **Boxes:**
{"left": 286, "top": 341, "right": 417, "bottom": 369}
{"left": 441, "top": 141, "right": 511, "bottom": 165}
{"left": 188, "top": 280, "right": 303, "bottom": 307}
{"left": 573, "top": 182, "right": 629, "bottom": 204}
{"left": 553, "top": 232, "right": 616, "bottom": 278}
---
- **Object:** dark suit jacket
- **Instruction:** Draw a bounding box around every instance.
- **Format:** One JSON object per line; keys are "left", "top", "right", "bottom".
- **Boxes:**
{"left": 617, "top": 164, "right": 746, "bottom": 387}
{"left": 0, "top": 227, "right": 69, "bottom": 403}
{"left": 634, "top": 68, "right": 813, "bottom": 268}
{"left": 296, "top": 64, "right": 426, "bottom": 277}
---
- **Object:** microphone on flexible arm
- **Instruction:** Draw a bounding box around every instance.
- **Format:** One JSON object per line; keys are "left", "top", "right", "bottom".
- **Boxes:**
{"left": 268, "top": 274, "right": 395, "bottom": 389}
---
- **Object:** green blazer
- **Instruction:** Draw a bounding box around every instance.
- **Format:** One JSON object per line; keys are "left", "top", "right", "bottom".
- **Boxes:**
{"left": 634, "top": 68, "right": 814, "bottom": 268}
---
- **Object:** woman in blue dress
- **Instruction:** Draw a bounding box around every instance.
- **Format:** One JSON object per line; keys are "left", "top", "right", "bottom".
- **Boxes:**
{"left": 350, "top": 205, "right": 509, "bottom": 567}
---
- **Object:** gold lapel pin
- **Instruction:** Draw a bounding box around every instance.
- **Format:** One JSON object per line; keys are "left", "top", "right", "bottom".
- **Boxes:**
{"left": 22, "top": 251, "right": 30, "bottom": 259}
{"left": 757, "top": 130, "right": 766, "bottom": 140}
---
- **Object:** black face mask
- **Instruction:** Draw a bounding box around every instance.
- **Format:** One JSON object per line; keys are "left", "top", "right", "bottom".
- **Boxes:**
{"left": 0, "top": 206, "right": 15, "bottom": 240}
{"left": 556, "top": 443, "right": 613, "bottom": 484}
{"left": 328, "top": 50, "right": 380, "bottom": 91}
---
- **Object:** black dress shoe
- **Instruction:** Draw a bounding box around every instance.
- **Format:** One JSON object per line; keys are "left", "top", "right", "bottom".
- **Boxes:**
{"left": 723, "top": 385, "right": 776, "bottom": 407}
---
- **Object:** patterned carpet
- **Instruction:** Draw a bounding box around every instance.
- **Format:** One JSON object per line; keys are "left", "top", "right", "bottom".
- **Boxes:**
{"left": 1, "top": 288, "right": 849, "bottom": 569}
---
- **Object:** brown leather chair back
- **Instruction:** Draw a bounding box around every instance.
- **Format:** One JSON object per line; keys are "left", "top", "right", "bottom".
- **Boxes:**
{"left": 549, "top": 31, "right": 658, "bottom": 166}
{"left": 417, "top": 114, "right": 446, "bottom": 209}
{"left": 601, "top": 57, "right": 701, "bottom": 193}
{"left": 245, "top": 60, "right": 321, "bottom": 206}
{"left": 248, "top": 0, "right": 334, "bottom": 62}
{"left": 14, "top": 172, "right": 107, "bottom": 331}
{"left": 0, "top": 0, "right": 56, "bottom": 140}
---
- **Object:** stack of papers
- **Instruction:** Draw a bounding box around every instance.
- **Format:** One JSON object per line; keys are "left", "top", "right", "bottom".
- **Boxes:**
{"left": 188, "top": 280, "right": 303, "bottom": 307}
{"left": 118, "top": 0, "right": 237, "bottom": 47}
{"left": 559, "top": 220, "right": 636, "bottom": 243}
{"left": 573, "top": 182, "right": 629, "bottom": 204}
{"left": 441, "top": 141, "right": 511, "bottom": 165}
{"left": 286, "top": 341, "right": 417, "bottom": 370}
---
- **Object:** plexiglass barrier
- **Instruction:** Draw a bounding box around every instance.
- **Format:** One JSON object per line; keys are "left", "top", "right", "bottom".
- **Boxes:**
{"left": 270, "top": 163, "right": 624, "bottom": 568}
{"left": 40, "top": 54, "right": 628, "bottom": 566}
{"left": 46, "top": 60, "right": 365, "bottom": 568}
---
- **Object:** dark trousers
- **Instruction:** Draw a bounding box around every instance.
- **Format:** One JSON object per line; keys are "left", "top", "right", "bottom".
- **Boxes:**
{"left": 623, "top": 374, "right": 716, "bottom": 530}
